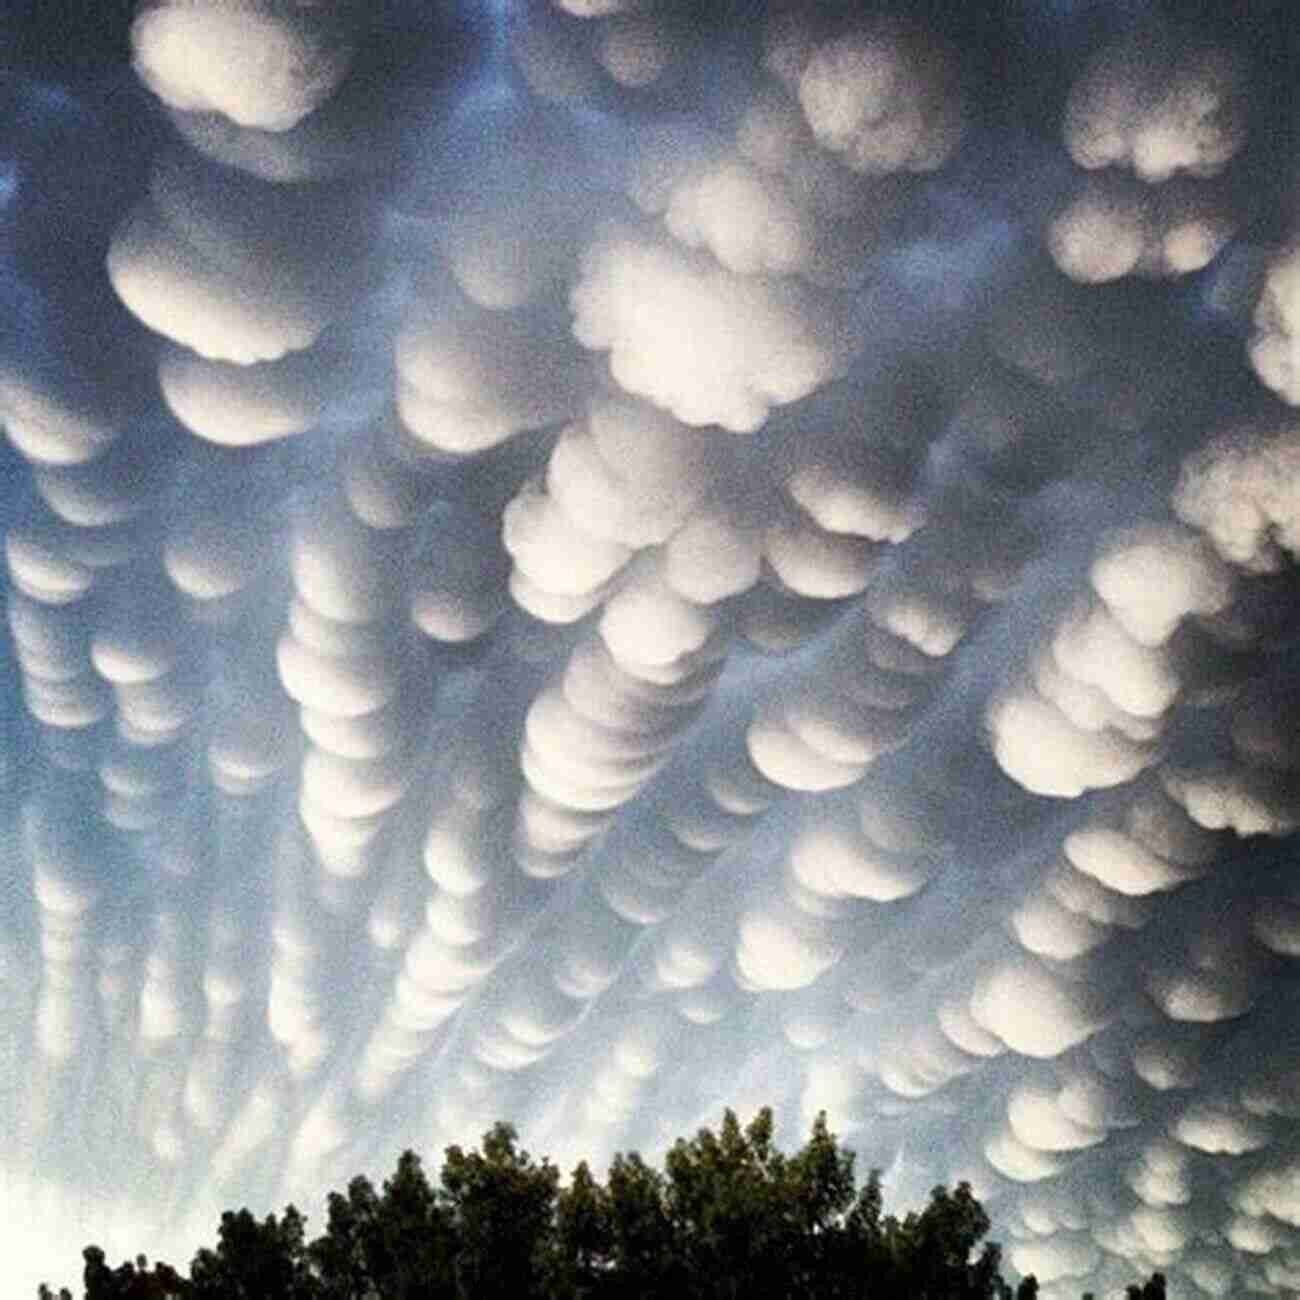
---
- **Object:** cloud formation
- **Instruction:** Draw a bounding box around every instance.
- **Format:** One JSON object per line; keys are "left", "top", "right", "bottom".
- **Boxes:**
{"left": 3, "top": 4, "right": 1300, "bottom": 1298}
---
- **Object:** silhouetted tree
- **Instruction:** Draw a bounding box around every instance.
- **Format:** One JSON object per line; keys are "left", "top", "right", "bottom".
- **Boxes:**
{"left": 82, "top": 1246, "right": 189, "bottom": 1299}
{"left": 1123, "top": 1274, "right": 1169, "bottom": 1300}
{"left": 84, "top": 1246, "right": 116, "bottom": 1300}
{"left": 307, "top": 1174, "right": 381, "bottom": 1300}
{"left": 378, "top": 1149, "right": 459, "bottom": 1300}
{"left": 309, "top": 1152, "right": 456, "bottom": 1300}
{"left": 969, "top": 1237, "right": 1008, "bottom": 1300}
{"left": 603, "top": 1150, "right": 680, "bottom": 1300}
{"left": 784, "top": 1111, "right": 860, "bottom": 1298}
{"left": 65, "top": 1106, "right": 1033, "bottom": 1300}
{"left": 551, "top": 1159, "right": 614, "bottom": 1300}
{"left": 664, "top": 1107, "right": 797, "bottom": 1300}
{"left": 885, "top": 1180, "right": 1000, "bottom": 1300}
{"left": 190, "top": 1205, "right": 316, "bottom": 1300}
{"left": 441, "top": 1121, "right": 559, "bottom": 1300}
{"left": 1139, "top": 1272, "right": 1167, "bottom": 1300}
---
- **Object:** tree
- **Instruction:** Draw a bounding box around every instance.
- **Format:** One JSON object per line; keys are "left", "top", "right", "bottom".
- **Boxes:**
{"left": 783, "top": 1112, "right": 860, "bottom": 1298}
{"left": 603, "top": 1150, "right": 680, "bottom": 1300}
{"left": 786, "top": 1111, "right": 858, "bottom": 1234}
{"left": 63, "top": 1105, "right": 1024, "bottom": 1300}
{"left": 309, "top": 1153, "right": 456, "bottom": 1300}
{"left": 664, "top": 1107, "right": 798, "bottom": 1300}
{"left": 376, "top": 1150, "right": 458, "bottom": 1300}
{"left": 969, "top": 1238, "right": 1008, "bottom": 1300}
{"left": 1128, "top": 1272, "right": 1166, "bottom": 1300}
{"left": 1143, "top": 1273, "right": 1167, "bottom": 1300}
{"left": 440, "top": 1122, "right": 559, "bottom": 1300}
{"left": 190, "top": 1206, "right": 316, "bottom": 1300}
{"left": 551, "top": 1160, "right": 613, "bottom": 1300}
{"left": 84, "top": 1247, "right": 116, "bottom": 1300}
{"left": 82, "top": 1247, "right": 189, "bottom": 1299}
{"left": 309, "top": 1175, "right": 382, "bottom": 1300}
{"left": 875, "top": 1181, "right": 998, "bottom": 1300}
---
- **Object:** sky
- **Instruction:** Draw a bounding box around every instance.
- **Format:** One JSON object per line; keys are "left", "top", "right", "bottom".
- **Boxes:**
{"left": 2, "top": 0, "right": 1300, "bottom": 1295}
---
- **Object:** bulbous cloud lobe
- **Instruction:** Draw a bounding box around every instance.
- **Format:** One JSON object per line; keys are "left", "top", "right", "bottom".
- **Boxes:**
{"left": 571, "top": 225, "right": 850, "bottom": 432}
{"left": 1063, "top": 35, "right": 1246, "bottom": 183}
{"left": 132, "top": 1, "right": 355, "bottom": 133}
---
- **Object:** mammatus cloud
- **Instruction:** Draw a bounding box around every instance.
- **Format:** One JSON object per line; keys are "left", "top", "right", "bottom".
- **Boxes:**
{"left": 1063, "top": 33, "right": 1246, "bottom": 184}
{"left": 131, "top": 0, "right": 356, "bottom": 133}
{"left": 3, "top": 3, "right": 1300, "bottom": 1298}
{"left": 107, "top": 152, "right": 370, "bottom": 366}
{"left": 776, "top": 17, "right": 964, "bottom": 176}
{"left": 1047, "top": 176, "right": 1237, "bottom": 284}
{"left": 571, "top": 224, "right": 850, "bottom": 432}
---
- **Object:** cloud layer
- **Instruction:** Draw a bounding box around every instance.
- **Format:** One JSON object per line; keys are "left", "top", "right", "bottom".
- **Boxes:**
{"left": 2, "top": 3, "right": 1300, "bottom": 1297}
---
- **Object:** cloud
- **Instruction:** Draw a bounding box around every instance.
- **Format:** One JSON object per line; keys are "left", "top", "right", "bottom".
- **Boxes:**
{"left": 107, "top": 153, "right": 368, "bottom": 365}
{"left": 782, "top": 21, "right": 963, "bottom": 176}
{"left": 1063, "top": 34, "right": 1247, "bottom": 183}
{"left": 132, "top": 1, "right": 355, "bottom": 133}
{"left": 6, "top": 5, "right": 1300, "bottom": 1297}
{"left": 571, "top": 223, "right": 851, "bottom": 432}
{"left": 1090, "top": 525, "right": 1234, "bottom": 646}
{"left": 661, "top": 156, "right": 814, "bottom": 277}
{"left": 1174, "top": 419, "right": 1300, "bottom": 569}
{"left": 1171, "top": 1102, "right": 1270, "bottom": 1155}
{"left": 396, "top": 298, "right": 588, "bottom": 455}
{"left": 1248, "top": 246, "right": 1300, "bottom": 404}
{"left": 0, "top": 368, "right": 123, "bottom": 467}
{"left": 970, "top": 958, "right": 1109, "bottom": 1059}
{"left": 1009, "top": 1234, "right": 1101, "bottom": 1284}
{"left": 986, "top": 685, "right": 1156, "bottom": 798}
{"left": 596, "top": 14, "right": 678, "bottom": 88}
{"left": 1047, "top": 176, "right": 1237, "bottom": 284}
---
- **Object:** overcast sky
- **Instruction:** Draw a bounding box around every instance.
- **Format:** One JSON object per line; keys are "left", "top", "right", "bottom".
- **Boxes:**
{"left": 3, "top": 0, "right": 1300, "bottom": 1295}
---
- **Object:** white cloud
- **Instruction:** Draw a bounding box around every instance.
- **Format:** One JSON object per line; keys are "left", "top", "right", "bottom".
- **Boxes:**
{"left": 970, "top": 959, "right": 1107, "bottom": 1058}
{"left": 1064, "top": 37, "right": 1246, "bottom": 182}
{"left": 571, "top": 224, "right": 849, "bottom": 432}
{"left": 133, "top": 2, "right": 353, "bottom": 132}
{"left": 1174, "top": 419, "right": 1300, "bottom": 568}
{"left": 794, "top": 24, "right": 963, "bottom": 174}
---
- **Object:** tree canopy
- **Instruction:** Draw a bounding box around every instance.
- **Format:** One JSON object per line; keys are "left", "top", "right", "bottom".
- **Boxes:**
{"left": 44, "top": 1108, "right": 1167, "bottom": 1300}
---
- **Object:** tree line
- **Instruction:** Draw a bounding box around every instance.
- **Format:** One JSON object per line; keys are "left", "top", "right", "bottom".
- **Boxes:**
{"left": 40, "top": 1107, "right": 1168, "bottom": 1300}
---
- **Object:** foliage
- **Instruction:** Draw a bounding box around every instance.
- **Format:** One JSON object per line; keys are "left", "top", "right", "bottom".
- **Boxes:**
{"left": 52, "top": 1110, "right": 1173, "bottom": 1300}
{"left": 308, "top": 1152, "right": 457, "bottom": 1300}
{"left": 440, "top": 1122, "right": 559, "bottom": 1300}
{"left": 189, "top": 1206, "right": 315, "bottom": 1300}
{"left": 79, "top": 1246, "right": 189, "bottom": 1299}
{"left": 1126, "top": 1273, "right": 1167, "bottom": 1300}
